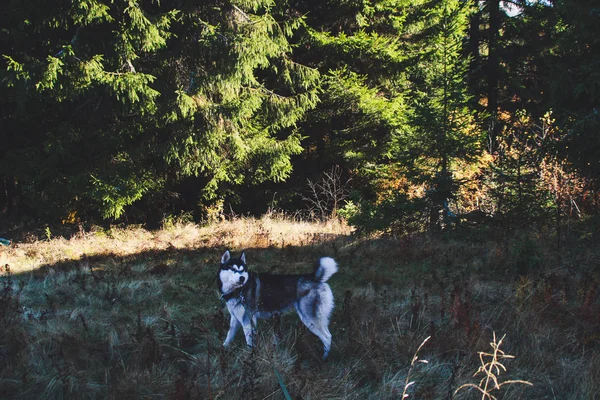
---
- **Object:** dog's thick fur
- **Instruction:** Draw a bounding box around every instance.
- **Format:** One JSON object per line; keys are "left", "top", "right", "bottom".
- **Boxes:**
{"left": 217, "top": 250, "right": 338, "bottom": 358}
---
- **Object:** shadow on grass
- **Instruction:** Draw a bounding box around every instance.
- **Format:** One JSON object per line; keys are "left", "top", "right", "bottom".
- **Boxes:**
{"left": 2, "top": 233, "right": 390, "bottom": 399}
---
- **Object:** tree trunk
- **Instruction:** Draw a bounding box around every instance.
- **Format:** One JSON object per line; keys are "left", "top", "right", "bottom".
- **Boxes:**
{"left": 487, "top": 0, "right": 500, "bottom": 151}
{"left": 0, "top": 178, "right": 6, "bottom": 215}
{"left": 5, "top": 176, "right": 18, "bottom": 217}
{"left": 468, "top": 6, "right": 481, "bottom": 91}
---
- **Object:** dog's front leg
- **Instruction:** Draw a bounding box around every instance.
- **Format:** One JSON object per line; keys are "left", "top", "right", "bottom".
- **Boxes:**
{"left": 227, "top": 302, "right": 254, "bottom": 348}
{"left": 241, "top": 315, "right": 254, "bottom": 348}
{"left": 223, "top": 315, "right": 240, "bottom": 347}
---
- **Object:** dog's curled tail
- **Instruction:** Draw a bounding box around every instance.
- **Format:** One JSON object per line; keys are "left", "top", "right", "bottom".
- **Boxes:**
{"left": 313, "top": 257, "right": 338, "bottom": 283}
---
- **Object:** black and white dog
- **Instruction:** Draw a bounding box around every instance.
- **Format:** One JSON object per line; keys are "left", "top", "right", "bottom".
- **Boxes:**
{"left": 217, "top": 250, "right": 338, "bottom": 358}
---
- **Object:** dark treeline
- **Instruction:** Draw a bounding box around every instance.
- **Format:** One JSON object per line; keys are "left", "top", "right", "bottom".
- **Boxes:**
{"left": 1, "top": 0, "right": 598, "bottom": 232}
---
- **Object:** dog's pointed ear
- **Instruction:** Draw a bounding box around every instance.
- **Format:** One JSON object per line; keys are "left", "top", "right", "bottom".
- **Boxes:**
{"left": 221, "top": 250, "right": 231, "bottom": 265}
{"left": 240, "top": 251, "right": 246, "bottom": 265}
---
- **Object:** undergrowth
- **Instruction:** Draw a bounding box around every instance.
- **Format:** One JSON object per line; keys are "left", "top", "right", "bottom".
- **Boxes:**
{"left": 0, "top": 215, "right": 598, "bottom": 398}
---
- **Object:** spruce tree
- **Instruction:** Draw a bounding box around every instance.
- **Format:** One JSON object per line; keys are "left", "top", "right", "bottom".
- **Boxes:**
{"left": 0, "top": 0, "right": 319, "bottom": 221}
{"left": 549, "top": 0, "right": 600, "bottom": 181}
{"left": 289, "top": 0, "right": 482, "bottom": 233}
{"left": 266, "top": 0, "right": 412, "bottom": 212}
{"left": 391, "top": 0, "right": 482, "bottom": 232}
{"left": 405, "top": 0, "right": 481, "bottom": 231}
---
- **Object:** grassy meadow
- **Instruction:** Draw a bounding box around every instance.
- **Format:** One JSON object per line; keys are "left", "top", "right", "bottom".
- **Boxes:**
{"left": 1, "top": 215, "right": 599, "bottom": 399}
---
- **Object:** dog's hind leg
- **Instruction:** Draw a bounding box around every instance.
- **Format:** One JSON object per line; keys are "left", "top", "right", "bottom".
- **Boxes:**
{"left": 311, "top": 317, "right": 333, "bottom": 359}
{"left": 296, "top": 305, "right": 332, "bottom": 359}
{"left": 223, "top": 315, "right": 241, "bottom": 347}
{"left": 296, "top": 288, "right": 334, "bottom": 359}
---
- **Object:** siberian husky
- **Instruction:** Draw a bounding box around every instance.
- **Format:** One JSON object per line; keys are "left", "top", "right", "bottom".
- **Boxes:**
{"left": 217, "top": 250, "right": 338, "bottom": 358}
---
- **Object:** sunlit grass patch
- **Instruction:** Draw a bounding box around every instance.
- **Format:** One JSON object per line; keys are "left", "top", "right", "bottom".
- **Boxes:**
{"left": 1, "top": 214, "right": 351, "bottom": 274}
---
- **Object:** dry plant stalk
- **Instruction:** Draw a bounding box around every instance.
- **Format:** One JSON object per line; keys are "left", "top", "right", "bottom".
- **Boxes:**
{"left": 303, "top": 165, "right": 350, "bottom": 219}
{"left": 455, "top": 332, "right": 532, "bottom": 399}
{"left": 402, "top": 335, "right": 430, "bottom": 399}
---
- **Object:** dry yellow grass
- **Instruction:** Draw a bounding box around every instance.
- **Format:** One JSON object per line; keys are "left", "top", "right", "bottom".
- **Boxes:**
{"left": 0, "top": 215, "right": 351, "bottom": 274}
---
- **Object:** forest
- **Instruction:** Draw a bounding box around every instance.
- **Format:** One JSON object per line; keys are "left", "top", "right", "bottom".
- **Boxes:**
{"left": 1, "top": 0, "right": 598, "bottom": 232}
{"left": 1, "top": 0, "right": 600, "bottom": 399}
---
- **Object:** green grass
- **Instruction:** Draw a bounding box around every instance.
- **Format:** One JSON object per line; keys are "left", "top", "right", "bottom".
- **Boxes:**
{"left": 1, "top": 216, "right": 599, "bottom": 399}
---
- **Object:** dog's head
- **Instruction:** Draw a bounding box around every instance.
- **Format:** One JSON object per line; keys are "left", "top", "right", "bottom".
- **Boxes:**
{"left": 217, "top": 250, "right": 249, "bottom": 295}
